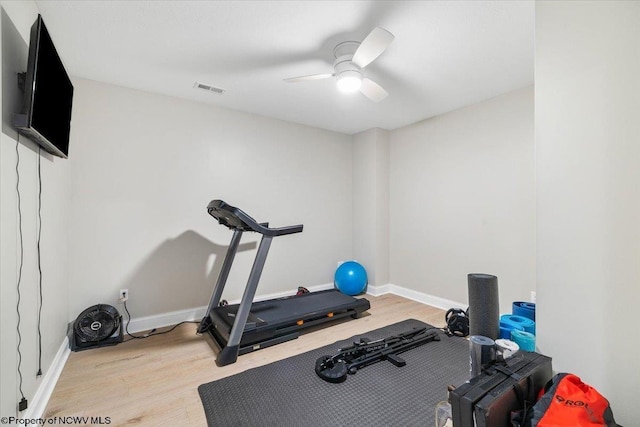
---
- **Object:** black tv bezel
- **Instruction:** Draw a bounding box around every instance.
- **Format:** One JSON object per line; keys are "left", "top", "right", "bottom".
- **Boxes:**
{"left": 14, "top": 14, "right": 73, "bottom": 159}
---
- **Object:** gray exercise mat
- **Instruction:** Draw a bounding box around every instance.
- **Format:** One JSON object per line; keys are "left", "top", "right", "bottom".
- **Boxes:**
{"left": 198, "top": 319, "right": 470, "bottom": 427}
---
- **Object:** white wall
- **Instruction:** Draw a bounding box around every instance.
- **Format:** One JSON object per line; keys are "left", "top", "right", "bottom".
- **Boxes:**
{"left": 1, "top": 1, "right": 70, "bottom": 417}
{"left": 389, "top": 86, "right": 535, "bottom": 311}
{"left": 352, "top": 128, "right": 390, "bottom": 286}
{"left": 9, "top": 3, "right": 638, "bottom": 423}
{"left": 68, "top": 79, "right": 353, "bottom": 319}
{"left": 535, "top": 2, "right": 640, "bottom": 424}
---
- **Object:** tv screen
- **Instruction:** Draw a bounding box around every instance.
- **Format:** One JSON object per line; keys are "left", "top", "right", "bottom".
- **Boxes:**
{"left": 15, "top": 15, "right": 73, "bottom": 158}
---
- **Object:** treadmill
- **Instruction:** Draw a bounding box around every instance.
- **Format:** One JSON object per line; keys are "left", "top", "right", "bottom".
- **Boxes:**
{"left": 197, "top": 200, "right": 370, "bottom": 366}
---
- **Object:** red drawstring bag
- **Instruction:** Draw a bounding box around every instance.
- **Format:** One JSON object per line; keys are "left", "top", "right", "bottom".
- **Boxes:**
{"left": 514, "top": 373, "right": 619, "bottom": 427}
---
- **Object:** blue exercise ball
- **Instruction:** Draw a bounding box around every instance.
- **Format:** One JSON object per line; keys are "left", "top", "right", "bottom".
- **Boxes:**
{"left": 334, "top": 261, "right": 368, "bottom": 296}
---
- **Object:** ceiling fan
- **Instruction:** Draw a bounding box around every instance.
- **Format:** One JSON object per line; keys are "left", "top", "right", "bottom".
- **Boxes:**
{"left": 284, "top": 27, "right": 394, "bottom": 102}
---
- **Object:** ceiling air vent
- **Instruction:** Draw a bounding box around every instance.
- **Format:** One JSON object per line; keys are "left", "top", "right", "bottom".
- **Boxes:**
{"left": 193, "top": 81, "right": 226, "bottom": 94}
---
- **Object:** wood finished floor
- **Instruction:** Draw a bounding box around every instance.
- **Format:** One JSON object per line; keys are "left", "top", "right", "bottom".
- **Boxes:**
{"left": 45, "top": 294, "right": 447, "bottom": 426}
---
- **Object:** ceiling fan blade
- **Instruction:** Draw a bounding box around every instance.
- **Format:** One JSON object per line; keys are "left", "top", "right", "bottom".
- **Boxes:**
{"left": 352, "top": 27, "right": 394, "bottom": 68}
{"left": 360, "top": 78, "right": 388, "bottom": 102}
{"left": 284, "top": 73, "right": 334, "bottom": 83}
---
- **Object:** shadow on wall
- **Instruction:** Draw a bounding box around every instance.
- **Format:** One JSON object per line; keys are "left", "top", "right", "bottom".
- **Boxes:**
{"left": 120, "top": 230, "right": 256, "bottom": 318}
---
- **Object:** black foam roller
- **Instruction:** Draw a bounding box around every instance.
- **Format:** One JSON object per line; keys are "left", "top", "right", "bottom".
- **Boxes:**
{"left": 467, "top": 273, "right": 499, "bottom": 340}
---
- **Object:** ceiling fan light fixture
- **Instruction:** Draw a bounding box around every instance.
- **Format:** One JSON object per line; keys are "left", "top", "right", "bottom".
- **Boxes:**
{"left": 336, "top": 71, "right": 362, "bottom": 93}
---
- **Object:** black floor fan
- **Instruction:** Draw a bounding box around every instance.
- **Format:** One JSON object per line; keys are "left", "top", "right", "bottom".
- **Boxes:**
{"left": 69, "top": 304, "right": 123, "bottom": 351}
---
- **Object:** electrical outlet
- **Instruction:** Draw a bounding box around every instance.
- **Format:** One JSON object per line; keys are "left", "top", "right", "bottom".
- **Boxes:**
{"left": 119, "top": 289, "right": 129, "bottom": 302}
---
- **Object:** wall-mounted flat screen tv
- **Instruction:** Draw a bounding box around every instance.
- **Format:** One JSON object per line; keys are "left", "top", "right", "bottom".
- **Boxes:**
{"left": 14, "top": 15, "right": 73, "bottom": 158}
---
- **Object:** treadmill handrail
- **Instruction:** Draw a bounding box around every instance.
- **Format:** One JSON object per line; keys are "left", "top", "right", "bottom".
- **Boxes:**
{"left": 207, "top": 200, "right": 303, "bottom": 237}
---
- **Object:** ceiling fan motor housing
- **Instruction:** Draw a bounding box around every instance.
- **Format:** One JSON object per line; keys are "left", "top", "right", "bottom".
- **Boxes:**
{"left": 334, "top": 56, "right": 363, "bottom": 82}
{"left": 333, "top": 41, "right": 363, "bottom": 82}
{"left": 333, "top": 41, "right": 363, "bottom": 93}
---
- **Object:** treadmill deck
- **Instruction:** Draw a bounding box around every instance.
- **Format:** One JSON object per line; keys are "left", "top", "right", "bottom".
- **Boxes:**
{"left": 205, "top": 289, "right": 370, "bottom": 352}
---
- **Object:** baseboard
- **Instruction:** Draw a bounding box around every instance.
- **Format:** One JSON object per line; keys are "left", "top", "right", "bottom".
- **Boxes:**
{"left": 365, "top": 283, "right": 393, "bottom": 296}
{"left": 126, "top": 282, "right": 463, "bottom": 333}
{"left": 367, "top": 283, "right": 467, "bottom": 311}
{"left": 21, "top": 336, "right": 71, "bottom": 419}
{"left": 123, "top": 305, "right": 208, "bottom": 334}
{"left": 252, "top": 282, "right": 335, "bottom": 301}
{"left": 124, "top": 282, "right": 336, "bottom": 334}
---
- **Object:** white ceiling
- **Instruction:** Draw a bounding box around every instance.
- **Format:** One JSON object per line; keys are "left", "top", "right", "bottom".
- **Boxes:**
{"left": 35, "top": 1, "right": 534, "bottom": 135}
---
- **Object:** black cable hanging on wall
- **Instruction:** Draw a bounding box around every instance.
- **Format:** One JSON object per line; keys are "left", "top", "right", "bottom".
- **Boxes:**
{"left": 15, "top": 135, "right": 27, "bottom": 411}
{"left": 37, "top": 147, "right": 43, "bottom": 377}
